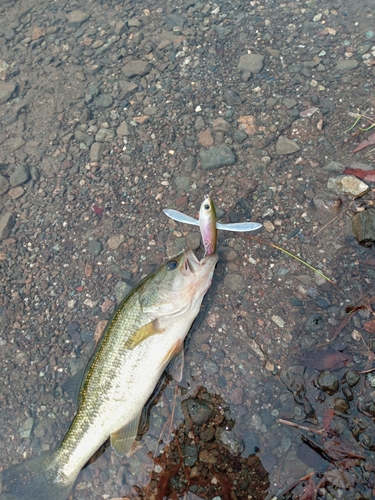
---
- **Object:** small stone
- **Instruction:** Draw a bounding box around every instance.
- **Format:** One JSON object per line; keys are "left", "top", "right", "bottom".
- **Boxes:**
{"left": 276, "top": 136, "right": 301, "bottom": 155}
{"left": 182, "top": 444, "right": 199, "bottom": 467}
{"left": 223, "top": 88, "right": 242, "bottom": 105}
{"left": 333, "top": 397, "right": 349, "bottom": 413}
{"left": 123, "top": 60, "right": 152, "bottom": 77}
{"left": 283, "top": 98, "right": 297, "bottom": 109}
{"left": 114, "top": 281, "right": 132, "bottom": 302}
{"left": 238, "top": 54, "right": 265, "bottom": 74}
{"left": 316, "top": 297, "right": 331, "bottom": 309}
{"left": 0, "top": 81, "right": 17, "bottom": 104}
{"left": 0, "top": 213, "right": 15, "bottom": 240}
{"left": 336, "top": 59, "right": 359, "bottom": 71}
{"left": 234, "top": 129, "right": 248, "bottom": 143}
{"left": 203, "top": 358, "right": 219, "bottom": 375}
{"left": 90, "top": 142, "right": 105, "bottom": 162}
{"left": 116, "top": 121, "right": 129, "bottom": 136}
{"left": 228, "top": 386, "right": 244, "bottom": 405}
{"left": 344, "top": 370, "right": 360, "bottom": 387}
{"left": 67, "top": 10, "right": 90, "bottom": 28}
{"left": 19, "top": 417, "right": 34, "bottom": 439}
{"left": 107, "top": 234, "right": 125, "bottom": 250}
{"left": 313, "top": 191, "right": 342, "bottom": 212}
{"left": 212, "top": 118, "right": 231, "bottom": 132}
{"left": 94, "top": 94, "right": 113, "bottom": 108}
{"left": 317, "top": 370, "right": 339, "bottom": 395}
{"left": 216, "top": 429, "right": 244, "bottom": 455}
{"left": 181, "top": 398, "right": 214, "bottom": 425}
{"left": 238, "top": 115, "right": 256, "bottom": 135}
{"left": 271, "top": 315, "right": 284, "bottom": 328}
{"left": 0, "top": 174, "right": 10, "bottom": 195}
{"left": 87, "top": 240, "right": 102, "bottom": 256}
{"left": 199, "top": 145, "right": 236, "bottom": 170}
{"left": 305, "top": 313, "right": 324, "bottom": 332}
{"left": 182, "top": 156, "right": 197, "bottom": 173}
{"left": 327, "top": 175, "right": 369, "bottom": 198}
{"left": 198, "top": 129, "right": 214, "bottom": 147}
{"left": 352, "top": 208, "right": 375, "bottom": 245}
{"left": 9, "top": 165, "right": 29, "bottom": 187}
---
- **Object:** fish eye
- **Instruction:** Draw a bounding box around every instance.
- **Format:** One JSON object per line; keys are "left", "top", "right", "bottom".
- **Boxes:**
{"left": 204, "top": 204, "right": 210, "bottom": 210}
{"left": 166, "top": 259, "right": 178, "bottom": 271}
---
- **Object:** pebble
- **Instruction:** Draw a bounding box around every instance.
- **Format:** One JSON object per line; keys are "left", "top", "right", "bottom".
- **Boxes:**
{"left": 0, "top": 81, "right": 17, "bottom": 104}
{"left": 237, "top": 53, "right": 265, "bottom": 74}
{"left": 313, "top": 191, "right": 342, "bottom": 212}
{"left": 90, "top": 142, "right": 105, "bottom": 162}
{"left": 114, "top": 281, "right": 132, "bottom": 302}
{"left": 216, "top": 429, "right": 244, "bottom": 455}
{"left": 352, "top": 208, "right": 375, "bottom": 245}
{"left": 336, "top": 59, "right": 359, "bottom": 71}
{"left": 305, "top": 313, "right": 324, "bottom": 332}
{"left": 9, "top": 165, "right": 29, "bottom": 187}
{"left": 223, "top": 273, "right": 245, "bottom": 291}
{"left": 122, "top": 60, "right": 152, "bottom": 77}
{"left": 344, "top": 370, "right": 360, "bottom": 387}
{"left": 199, "top": 145, "right": 236, "bottom": 170}
{"left": 0, "top": 173, "right": 10, "bottom": 195}
{"left": 276, "top": 136, "right": 301, "bottom": 155}
{"left": 317, "top": 371, "right": 339, "bottom": 395}
{"left": 0, "top": 213, "right": 15, "bottom": 241}
{"left": 18, "top": 417, "right": 34, "bottom": 439}
{"left": 198, "top": 129, "right": 214, "bottom": 147}
{"left": 87, "top": 240, "right": 102, "bottom": 256}
{"left": 327, "top": 175, "right": 369, "bottom": 198}
{"left": 107, "top": 235, "right": 125, "bottom": 250}
{"left": 181, "top": 398, "right": 214, "bottom": 425}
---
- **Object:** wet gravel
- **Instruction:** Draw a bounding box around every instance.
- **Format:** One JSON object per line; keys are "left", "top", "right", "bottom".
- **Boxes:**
{"left": 1, "top": 0, "right": 375, "bottom": 499}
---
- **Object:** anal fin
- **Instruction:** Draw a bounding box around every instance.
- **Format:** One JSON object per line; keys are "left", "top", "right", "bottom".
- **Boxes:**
{"left": 110, "top": 413, "right": 142, "bottom": 457}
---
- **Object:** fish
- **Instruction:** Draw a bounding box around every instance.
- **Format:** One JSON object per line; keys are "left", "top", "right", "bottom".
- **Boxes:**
{"left": 163, "top": 197, "right": 262, "bottom": 244}
{"left": 0, "top": 249, "right": 218, "bottom": 500}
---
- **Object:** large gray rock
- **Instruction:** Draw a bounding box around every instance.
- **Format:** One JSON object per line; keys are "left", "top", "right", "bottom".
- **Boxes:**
{"left": 122, "top": 60, "right": 152, "bottom": 77}
{"left": 0, "top": 212, "right": 15, "bottom": 240}
{"left": 199, "top": 146, "right": 236, "bottom": 170}
{"left": 238, "top": 54, "right": 265, "bottom": 74}
{"left": 10, "top": 165, "right": 29, "bottom": 187}
{"left": 276, "top": 136, "right": 301, "bottom": 155}
{"left": 0, "top": 81, "right": 17, "bottom": 104}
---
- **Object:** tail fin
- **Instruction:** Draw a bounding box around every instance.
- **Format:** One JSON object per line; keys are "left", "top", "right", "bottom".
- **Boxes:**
{"left": 1, "top": 452, "right": 74, "bottom": 500}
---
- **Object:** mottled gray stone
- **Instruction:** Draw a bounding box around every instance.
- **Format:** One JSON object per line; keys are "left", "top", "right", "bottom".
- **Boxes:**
{"left": 199, "top": 145, "right": 236, "bottom": 170}
{"left": 67, "top": 10, "right": 90, "bottom": 28}
{"left": 276, "top": 136, "right": 301, "bottom": 155}
{"left": 90, "top": 142, "right": 105, "bottom": 162}
{"left": 87, "top": 240, "right": 102, "bottom": 256}
{"left": 9, "top": 165, "right": 29, "bottom": 187}
{"left": 336, "top": 59, "right": 359, "bottom": 71}
{"left": 0, "top": 174, "right": 10, "bottom": 195}
{"left": 94, "top": 94, "right": 113, "bottom": 109}
{"left": 122, "top": 60, "right": 152, "bottom": 77}
{"left": 0, "top": 212, "right": 15, "bottom": 240}
{"left": 238, "top": 54, "right": 265, "bottom": 74}
{"left": 0, "top": 81, "right": 17, "bottom": 104}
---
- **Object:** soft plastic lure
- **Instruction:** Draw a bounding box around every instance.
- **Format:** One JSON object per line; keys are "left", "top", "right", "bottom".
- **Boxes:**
{"left": 164, "top": 196, "right": 262, "bottom": 255}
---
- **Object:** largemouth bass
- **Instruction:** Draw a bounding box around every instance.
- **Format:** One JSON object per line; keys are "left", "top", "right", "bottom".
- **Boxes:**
{"left": 0, "top": 249, "right": 218, "bottom": 500}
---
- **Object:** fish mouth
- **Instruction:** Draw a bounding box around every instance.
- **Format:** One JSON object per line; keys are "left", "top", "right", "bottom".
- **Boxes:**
{"left": 183, "top": 249, "right": 218, "bottom": 275}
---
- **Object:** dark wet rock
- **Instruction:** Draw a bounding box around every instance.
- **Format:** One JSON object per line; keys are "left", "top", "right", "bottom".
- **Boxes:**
{"left": 234, "top": 129, "right": 248, "bottom": 143}
{"left": 9, "top": 164, "right": 29, "bottom": 187}
{"left": 342, "top": 386, "right": 353, "bottom": 401}
{"left": 290, "top": 298, "right": 303, "bottom": 307}
{"left": 0, "top": 213, "right": 15, "bottom": 240}
{"left": 203, "top": 358, "right": 219, "bottom": 375}
{"left": 327, "top": 175, "right": 369, "bottom": 198}
{"left": 216, "top": 428, "right": 244, "bottom": 455}
{"left": 114, "top": 281, "right": 132, "bottom": 302}
{"left": 67, "top": 10, "right": 90, "bottom": 28}
{"left": 199, "top": 145, "right": 236, "bottom": 170}
{"left": 344, "top": 370, "right": 360, "bottom": 387}
{"left": 18, "top": 417, "right": 34, "bottom": 439}
{"left": 224, "top": 88, "right": 242, "bottom": 105}
{"left": 238, "top": 54, "right": 265, "bottom": 74}
{"left": 333, "top": 397, "right": 349, "bottom": 413}
{"left": 336, "top": 59, "right": 359, "bottom": 71}
{"left": 94, "top": 94, "right": 113, "bottom": 108}
{"left": 181, "top": 444, "right": 199, "bottom": 467}
{"left": 0, "top": 81, "right": 17, "bottom": 104}
{"left": 317, "top": 370, "right": 339, "bottom": 395}
{"left": 87, "top": 240, "right": 102, "bottom": 256}
{"left": 90, "top": 142, "right": 105, "bottom": 162}
{"left": 181, "top": 398, "right": 214, "bottom": 426}
{"left": 322, "top": 160, "right": 345, "bottom": 174}
{"left": 313, "top": 191, "right": 342, "bottom": 213}
{"left": 275, "top": 136, "right": 301, "bottom": 155}
{"left": 0, "top": 173, "right": 9, "bottom": 194}
{"left": 165, "top": 13, "right": 187, "bottom": 28}
{"left": 352, "top": 208, "right": 375, "bottom": 245}
{"left": 182, "top": 155, "right": 197, "bottom": 173}
{"left": 316, "top": 297, "right": 330, "bottom": 309}
{"left": 305, "top": 313, "right": 324, "bottom": 332}
{"left": 122, "top": 60, "right": 152, "bottom": 77}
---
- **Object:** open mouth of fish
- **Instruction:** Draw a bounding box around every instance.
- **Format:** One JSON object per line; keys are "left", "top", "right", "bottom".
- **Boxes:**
{"left": 182, "top": 249, "right": 218, "bottom": 276}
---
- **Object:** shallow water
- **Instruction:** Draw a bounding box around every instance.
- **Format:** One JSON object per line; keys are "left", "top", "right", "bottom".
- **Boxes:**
{"left": 1, "top": 0, "right": 375, "bottom": 498}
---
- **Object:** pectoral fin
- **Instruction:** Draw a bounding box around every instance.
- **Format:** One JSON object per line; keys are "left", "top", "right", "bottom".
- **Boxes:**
{"left": 163, "top": 209, "right": 200, "bottom": 226}
{"left": 216, "top": 221, "right": 263, "bottom": 232}
{"left": 125, "top": 319, "right": 165, "bottom": 349}
{"left": 110, "top": 412, "right": 142, "bottom": 457}
{"left": 163, "top": 340, "right": 184, "bottom": 382}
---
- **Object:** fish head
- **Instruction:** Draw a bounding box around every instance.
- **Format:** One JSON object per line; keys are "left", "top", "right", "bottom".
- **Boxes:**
{"left": 140, "top": 250, "right": 218, "bottom": 318}
{"left": 199, "top": 196, "right": 217, "bottom": 223}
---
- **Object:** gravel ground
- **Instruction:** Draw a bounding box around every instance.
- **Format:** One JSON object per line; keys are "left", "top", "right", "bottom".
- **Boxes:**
{"left": 0, "top": 0, "right": 375, "bottom": 499}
